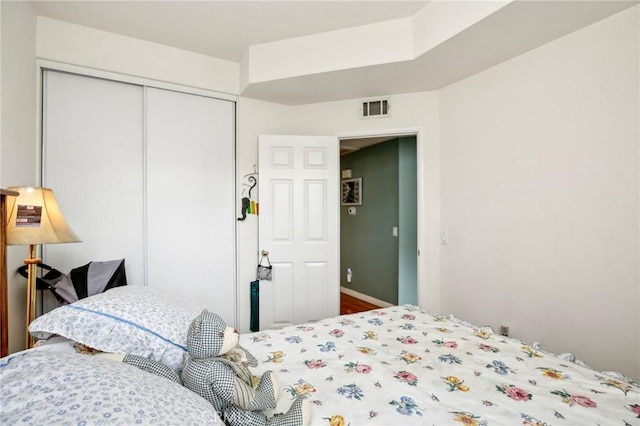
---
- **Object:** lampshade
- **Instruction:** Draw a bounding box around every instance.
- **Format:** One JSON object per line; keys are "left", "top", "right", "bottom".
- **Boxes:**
{"left": 5, "top": 187, "right": 81, "bottom": 246}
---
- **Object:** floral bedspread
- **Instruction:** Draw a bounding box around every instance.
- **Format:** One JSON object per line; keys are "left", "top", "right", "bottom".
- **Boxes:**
{"left": 240, "top": 306, "right": 639, "bottom": 426}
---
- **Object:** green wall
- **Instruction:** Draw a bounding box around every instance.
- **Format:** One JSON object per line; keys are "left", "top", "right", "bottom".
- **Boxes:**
{"left": 398, "top": 137, "right": 418, "bottom": 305}
{"left": 340, "top": 140, "right": 399, "bottom": 304}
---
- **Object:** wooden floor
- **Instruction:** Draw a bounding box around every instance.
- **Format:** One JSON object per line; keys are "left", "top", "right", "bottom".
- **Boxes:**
{"left": 340, "top": 292, "right": 382, "bottom": 315}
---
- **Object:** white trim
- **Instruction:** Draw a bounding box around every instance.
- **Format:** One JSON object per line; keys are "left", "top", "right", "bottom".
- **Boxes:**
{"left": 37, "top": 59, "right": 238, "bottom": 102}
{"left": 338, "top": 127, "right": 421, "bottom": 140}
{"left": 340, "top": 286, "right": 394, "bottom": 308}
{"left": 142, "top": 87, "right": 149, "bottom": 287}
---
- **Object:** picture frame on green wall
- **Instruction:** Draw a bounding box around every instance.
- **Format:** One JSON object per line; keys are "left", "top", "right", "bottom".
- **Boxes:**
{"left": 341, "top": 177, "right": 362, "bottom": 206}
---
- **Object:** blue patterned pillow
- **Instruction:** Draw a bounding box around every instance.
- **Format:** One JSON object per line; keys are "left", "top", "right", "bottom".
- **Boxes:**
{"left": 29, "top": 286, "right": 205, "bottom": 371}
{"left": 1, "top": 351, "right": 223, "bottom": 424}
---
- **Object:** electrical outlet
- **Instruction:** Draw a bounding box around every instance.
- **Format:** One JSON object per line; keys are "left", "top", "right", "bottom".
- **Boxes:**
{"left": 500, "top": 325, "right": 509, "bottom": 337}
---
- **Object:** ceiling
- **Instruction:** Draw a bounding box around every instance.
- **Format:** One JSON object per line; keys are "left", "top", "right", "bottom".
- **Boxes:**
{"left": 30, "top": 0, "right": 638, "bottom": 106}
{"left": 340, "top": 135, "right": 399, "bottom": 155}
{"left": 31, "top": 1, "right": 428, "bottom": 63}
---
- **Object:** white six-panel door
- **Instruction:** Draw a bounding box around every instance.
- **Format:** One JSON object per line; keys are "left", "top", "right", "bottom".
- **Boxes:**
{"left": 258, "top": 135, "right": 339, "bottom": 329}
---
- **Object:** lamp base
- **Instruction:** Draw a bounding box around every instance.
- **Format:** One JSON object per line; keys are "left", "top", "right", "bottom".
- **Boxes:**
{"left": 24, "top": 245, "right": 41, "bottom": 349}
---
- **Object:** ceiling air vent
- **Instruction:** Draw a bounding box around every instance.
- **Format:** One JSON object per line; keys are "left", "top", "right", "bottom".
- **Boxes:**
{"left": 360, "top": 98, "right": 390, "bottom": 119}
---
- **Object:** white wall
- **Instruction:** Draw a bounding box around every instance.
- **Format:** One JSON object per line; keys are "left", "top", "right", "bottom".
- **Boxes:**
{"left": 439, "top": 6, "right": 639, "bottom": 380}
{"left": 1, "top": 0, "right": 38, "bottom": 354}
{"left": 234, "top": 92, "right": 441, "bottom": 333}
{"left": 3, "top": 4, "right": 637, "bottom": 384}
{"left": 28, "top": 17, "right": 445, "bottom": 337}
{"left": 37, "top": 17, "right": 239, "bottom": 96}
{"left": 289, "top": 93, "right": 442, "bottom": 320}
{"left": 1, "top": 16, "right": 240, "bottom": 353}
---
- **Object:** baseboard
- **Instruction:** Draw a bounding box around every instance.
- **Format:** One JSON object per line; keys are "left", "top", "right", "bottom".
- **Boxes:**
{"left": 340, "top": 287, "right": 394, "bottom": 308}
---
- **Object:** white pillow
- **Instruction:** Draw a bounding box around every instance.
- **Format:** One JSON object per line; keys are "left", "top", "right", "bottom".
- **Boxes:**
{"left": 1, "top": 351, "right": 223, "bottom": 424}
{"left": 29, "top": 285, "right": 204, "bottom": 371}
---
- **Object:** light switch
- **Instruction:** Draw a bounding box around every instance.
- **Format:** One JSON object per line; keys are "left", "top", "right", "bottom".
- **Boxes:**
{"left": 440, "top": 231, "right": 449, "bottom": 245}
{"left": 348, "top": 207, "right": 356, "bottom": 215}
{"left": 393, "top": 226, "right": 398, "bottom": 237}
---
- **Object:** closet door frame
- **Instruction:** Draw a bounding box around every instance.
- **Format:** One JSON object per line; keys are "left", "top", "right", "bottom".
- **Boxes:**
{"left": 37, "top": 60, "right": 237, "bottom": 102}
{"left": 39, "top": 61, "right": 238, "bottom": 324}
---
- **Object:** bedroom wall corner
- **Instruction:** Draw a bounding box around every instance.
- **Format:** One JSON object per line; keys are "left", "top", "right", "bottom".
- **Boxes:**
{"left": 439, "top": 5, "right": 640, "bottom": 381}
{"left": 1, "top": 0, "right": 38, "bottom": 354}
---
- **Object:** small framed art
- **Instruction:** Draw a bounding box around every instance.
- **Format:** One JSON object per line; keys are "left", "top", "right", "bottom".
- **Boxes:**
{"left": 341, "top": 177, "right": 362, "bottom": 206}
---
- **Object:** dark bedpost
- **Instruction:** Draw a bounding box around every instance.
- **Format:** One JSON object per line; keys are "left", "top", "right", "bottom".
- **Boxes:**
{"left": 1, "top": 188, "right": 20, "bottom": 357}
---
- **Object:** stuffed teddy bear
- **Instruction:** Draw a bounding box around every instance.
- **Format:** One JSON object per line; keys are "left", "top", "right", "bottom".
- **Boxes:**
{"left": 119, "top": 309, "right": 309, "bottom": 426}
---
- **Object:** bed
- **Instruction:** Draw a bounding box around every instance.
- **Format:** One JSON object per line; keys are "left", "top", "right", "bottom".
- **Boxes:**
{"left": 1, "top": 286, "right": 224, "bottom": 425}
{"left": 239, "top": 305, "right": 639, "bottom": 425}
{"left": 1, "top": 348, "right": 223, "bottom": 425}
{"left": 1, "top": 286, "right": 638, "bottom": 425}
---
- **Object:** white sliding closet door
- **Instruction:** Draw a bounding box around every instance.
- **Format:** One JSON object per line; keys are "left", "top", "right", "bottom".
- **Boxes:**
{"left": 145, "top": 88, "right": 236, "bottom": 325}
{"left": 43, "top": 72, "right": 236, "bottom": 324}
{"left": 43, "top": 71, "right": 145, "bottom": 286}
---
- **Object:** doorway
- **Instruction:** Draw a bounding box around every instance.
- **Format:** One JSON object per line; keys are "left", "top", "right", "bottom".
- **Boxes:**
{"left": 339, "top": 134, "right": 418, "bottom": 312}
